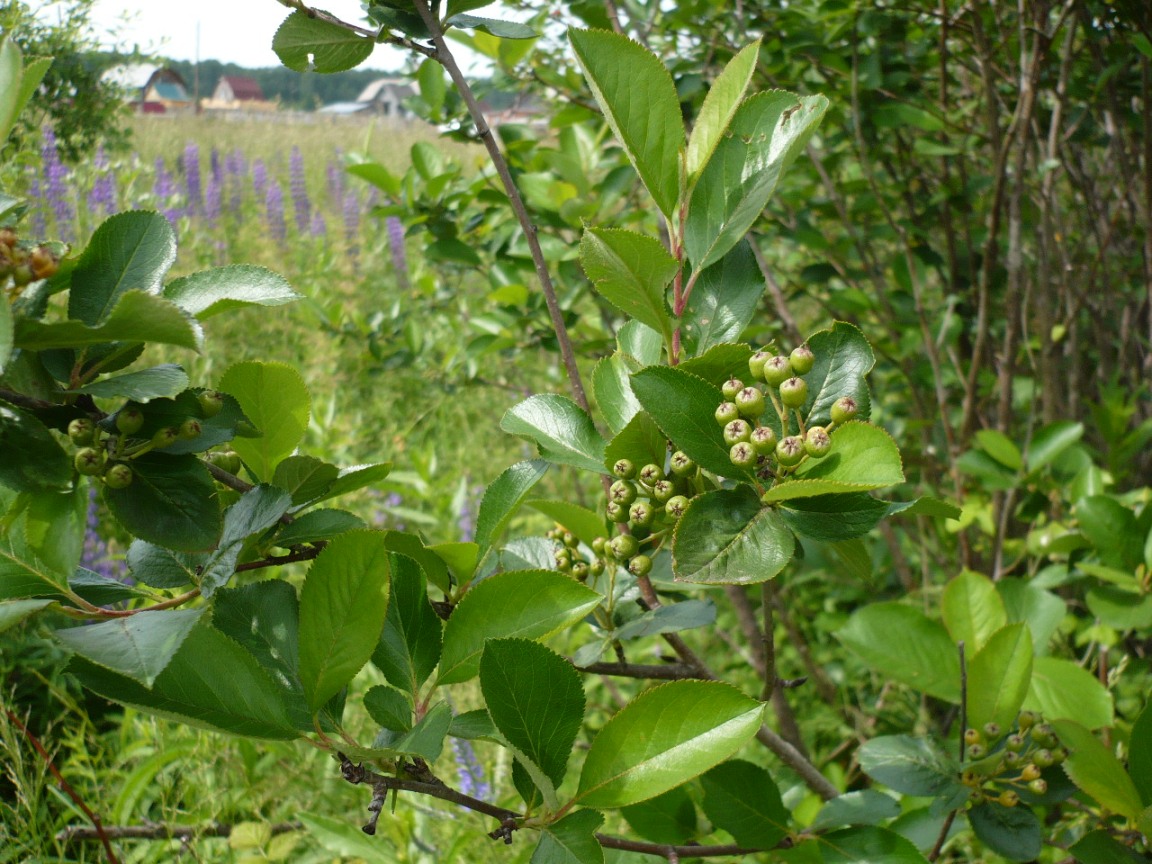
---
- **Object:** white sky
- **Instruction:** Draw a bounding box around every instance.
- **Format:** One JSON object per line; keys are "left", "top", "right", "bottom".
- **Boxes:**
{"left": 45, "top": 0, "right": 415, "bottom": 70}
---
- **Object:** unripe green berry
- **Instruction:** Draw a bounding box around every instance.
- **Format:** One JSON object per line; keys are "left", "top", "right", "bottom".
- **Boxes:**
{"left": 563, "top": 532, "right": 578, "bottom": 549}
{"left": 1032, "top": 749, "right": 1055, "bottom": 768}
{"left": 628, "top": 554, "right": 652, "bottom": 577}
{"left": 779, "top": 377, "right": 808, "bottom": 409}
{"left": 735, "top": 386, "right": 766, "bottom": 420}
{"left": 629, "top": 501, "right": 654, "bottom": 528}
{"left": 964, "top": 728, "right": 983, "bottom": 746}
{"left": 612, "top": 458, "right": 636, "bottom": 480}
{"left": 721, "top": 378, "right": 744, "bottom": 401}
{"left": 723, "top": 419, "right": 752, "bottom": 446}
{"left": 1020, "top": 764, "right": 1041, "bottom": 782}
{"left": 592, "top": 537, "right": 607, "bottom": 555}
{"left": 1016, "top": 710, "right": 1038, "bottom": 730}
{"left": 762, "top": 355, "right": 792, "bottom": 386}
{"left": 729, "top": 441, "right": 757, "bottom": 469}
{"left": 197, "top": 390, "right": 224, "bottom": 418}
{"left": 750, "top": 426, "right": 777, "bottom": 455}
{"left": 775, "top": 436, "right": 805, "bottom": 467}
{"left": 1006, "top": 733, "right": 1025, "bottom": 751}
{"left": 789, "top": 344, "right": 815, "bottom": 375}
{"left": 589, "top": 559, "right": 605, "bottom": 576}
{"left": 830, "top": 396, "right": 859, "bottom": 424}
{"left": 116, "top": 406, "right": 144, "bottom": 436}
{"left": 1027, "top": 778, "right": 1048, "bottom": 796}
{"left": 665, "top": 495, "right": 689, "bottom": 520}
{"left": 610, "top": 534, "right": 638, "bottom": 561}
{"left": 967, "top": 743, "right": 986, "bottom": 759}
{"left": 638, "top": 463, "right": 664, "bottom": 487}
{"left": 606, "top": 501, "right": 629, "bottom": 523}
{"left": 609, "top": 479, "right": 637, "bottom": 506}
{"left": 998, "top": 790, "right": 1019, "bottom": 808}
{"left": 68, "top": 418, "right": 96, "bottom": 446}
{"left": 179, "top": 418, "right": 203, "bottom": 440}
{"left": 669, "top": 451, "right": 695, "bottom": 477}
{"left": 554, "top": 550, "right": 572, "bottom": 571}
{"left": 983, "top": 722, "right": 1002, "bottom": 740}
{"left": 715, "top": 401, "right": 740, "bottom": 426}
{"left": 1050, "top": 747, "right": 1067, "bottom": 765}
{"left": 651, "top": 479, "right": 676, "bottom": 503}
{"left": 152, "top": 427, "right": 179, "bottom": 449}
{"left": 804, "top": 426, "right": 831, "bottom": 458}
{"left": 748, "top": 351, "right": 771, "bottom": 379}
{"left": 104, "top": 462, "right": 133, "bottom": 489}
{"left": 1031, "top": 724, "right": 1056, "bottom": 748}
{"left": 1003, "top": 750, "right": 1022, "bottom": 769}
{"left": 74, "top": 447, "right": 105, "bottom": 476}
{"left": 571, "top": 562, "right": 589, "bottom": 582}
{"left": 209, "top": 450, "right": 242, "bottom": 475}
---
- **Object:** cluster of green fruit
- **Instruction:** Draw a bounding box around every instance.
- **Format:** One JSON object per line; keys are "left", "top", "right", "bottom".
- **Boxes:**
{"left": 960, "top": 711, "right": 1066, "bottom": 807}
{"left": 715, "top": 344, "right": 858, "bottom": 475}
{"left": 68, "top": 391, "right": 234, "bottom": 489}
{"left": 0, "top": 226, "right": 60, "bottom": 294}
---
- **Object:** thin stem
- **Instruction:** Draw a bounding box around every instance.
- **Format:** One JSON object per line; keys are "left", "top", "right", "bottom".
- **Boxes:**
{"left": 577, "top": 662, "right": 702, "bottom": 680}
{"left": 411, "top": 0, "right": 590, "bottom": 414}
{"left": 58, "top": 822, "right": 302, "bottom": 843}
{"left": 594, "top": 835, "right": 775, "bottom": 859}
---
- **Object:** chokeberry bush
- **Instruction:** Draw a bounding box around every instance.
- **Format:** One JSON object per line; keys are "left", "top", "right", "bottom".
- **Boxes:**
{"left": 3, "top": 3, "right": 1152, "bottom": 863}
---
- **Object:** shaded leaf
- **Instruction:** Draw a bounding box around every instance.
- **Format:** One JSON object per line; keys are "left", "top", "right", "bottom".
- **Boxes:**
{"left": 673, "top": 487, "right": 794, "bottom": 584}
{"left": 700, "top": 759, "right": 788, "bottom": 848}
{"left": 681, "top": 241, "right": 764, "bottom": 358}
{"left": 55, "top": 609, "right": 202, "bottom": 688}
{"left": 371, "top": 553, "right": 442, "bottom": 697}
{"left": 838, "top": 604, "right": 960, "bottom": 702}
{"left": 531, "top": 810, "right": 605, "bottom": 864}
{"left": 968, "top": 801, "right": 1041, "bottom": 862}
{"left": 857, "top": 735, "right": 961, "bottom": 797}
{"left": 103, "top": 453, "right": 221, "bottom": 552}
{"left": 212, "top": 580, "right": 301, "bottom": 694}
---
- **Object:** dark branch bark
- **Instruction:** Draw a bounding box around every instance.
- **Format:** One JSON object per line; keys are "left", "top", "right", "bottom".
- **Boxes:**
{"left": 58, "top": 822, "right": 302, "bottom": 842}
{"left": 577, "top": 661, "right": 703, "bottom": 680}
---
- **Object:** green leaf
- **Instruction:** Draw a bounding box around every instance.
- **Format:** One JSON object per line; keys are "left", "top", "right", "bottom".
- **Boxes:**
{"left": 974, "top": 429, "right": 1023, "bottom": 471}
{"left": 779, "top": 493, "right": 889, "bottom": 542}
{"left": 16, "top": 290, "right": 202, "bottom": 352}
{"left": 531, "top": 810, "right": 605, "bottom": 864}
{"left": 0, "top": 291, "right": 12, "bottom": 376}
{"left": 447, "top": 0, "right": 496, "bottom": 15}
{"left": 941, "top": 570, "right": 1007, "bottom": 652}
{"left": 603, "top": 410, "right": 667, "bottom": 480}
{"left": 677, "top": 343, "right": 754, "bottom": 387}
{"left": 630, "top": 366, "right": 739, "bottom": 478}
{"left": 381, "top": 530, "right": 451, "bottom": 594}
{"left": 481, "top": 638, "right": 584, "bottom": 787}
{"left": 967, "top": 624, "right": 1033, "bottom": 733}
{"left": 69, "top": 623, "right": 298, "bottom": 739}
{"left": 274, "top": 509, "right": 364, "bottom": 547}
{"left": 614, "top": 600, "right": 716, "bottom": 641}
{"left": 800, "top": 321, "right": 875, "bottom": 426}
{"left": 1085, "top": 585, "right": 1152, "bottom": 630}
{"left": 1054, "top": 721, "right": 1142, "bottom": 818}
{"left": 103, "top": 453, "right": 221, "bottom": 552}
{"left": 163, "top": 264, "right": 298, "bottom": 320}
{"left": 672, "top": 487, "right": 795, "bottom": 584}
{"left": 371, "top": 553, "right": 442, "bottom": 698}
{"left": 829, "top": 537, "right": 874, "bottom": 584}
{"left": 1070, "top": 830, "right": 1149, "bottom": 864}
{"left": 526, "top": 500, "right": 605, "bottom": 550}
{"left": 0, "top": 499, "right": 72, "bottom": 599}
{"left": 218, "top": 361, "right": 311, "bottom": 482}
{"left": 1026, "top": 420, "right": 1084, "bottom": 473}
{"left": 0, "top": 406, "right": 71, "bottom": 492}
{"left": 364, "top": 684, "right": 412, "bottom": 732}
{"left": 55, "top": 609, "right": 202, "bottom": 688}
{"left": 1076, "top": 495, "right": 1143, "bottom": 571}
{"left": 298, "top": 531, "right": 391, "bottom": 713}
{"left": 199, "top": 485, "right": 292, "bottom": 597}
{"left": 500, "top": 395, "right": 607, "bottom": 474}
{"left": 416, "top": 57, "right": 446, "bottom": 117}
{"left": 447, "top": 14, "right": 536, "bottom": 39}
{"left": 273, "top": 10, "right": 374, "bottom": 73}
{"left": 885, "top": 497, "right": 963, "bottom": 521}
{"left": 0, "top": 39, "right": 24, "bottom": 142}
{"left": 810, "top": 790, "right": 901, "bottom": 830}
{"left": 700, "top": 760, "right": 788, "bottom": 848}
{"left": 968, "top": 801, "right": 1041, "bottom": 862}
{"left": 575, "top": 680, "right": 764, "bottom": 808}
{"left": 838, "top": 604, "right": 960, "bottom": 702}
{"left": 621, "top": 786, "right": 698, "bottom": 845}
{"left": 474, "top": 459, "right": 549, "bottom": 552}
{"left": 72, "top": 364, "right": 189, "bottom": 401}
{"left": 299, "top": 812, "right": 384, "bottom": 859}
{"left": 438, "top": 569, "right": 601, "bottom": 685}
{"left": 580, "top": 228, "right": 676, "bottom": 345}
{"left": 1129, "top": 701, "right": 1152, "bottom": 807}
{"left": 376, "top": 700, "right": 452, "bottom": 761}
{"left": 1023, "top": 656, "right": 1113, "bottom": 728}
{"left": 569, "top": 28, "right": 683, "bottom": 217}
{"left": 0, "top": 598, "right": 53, "bottom": 633}
{"left": 617, "top": 321, "right": 663, "bottom": 365}
{"left": 819, "top": 826, "right": 931, "bottom": 864}
{"left": 997, "top": 578, "right": 1064, "bottom": 655}
{"left": 681, "top": 241, "right": 765, "bottom": 357}
{"left": 449, "top": 709, "right": 498, "bottom": 741}
{"left": 765, "top": 423, "right": 904, "bottom": 502}
{"left": 685, "top": 91, "right": 828, "bottom": 271}
{"left": 272, "top": 455, "right": 339, "bottom": 507}
{"left": 212, "top": 581, "right": 301, "bottom": 695}
{"left": 686, "top": 41, "right": 761, "bottom": 184}
{"left": 315, "top": 462, "right": 393, "bottom": 504}
{"left": 857, "top": 735, "right": 961, "bottom": 797}
{"left": 20, "top": 486, "right": 85, "bottom": 582}
{"left": 68, "top": 212, "right": 177, "bottom": 326}
{"left": 591, "top": 352, "right": 643, "bottom": 434}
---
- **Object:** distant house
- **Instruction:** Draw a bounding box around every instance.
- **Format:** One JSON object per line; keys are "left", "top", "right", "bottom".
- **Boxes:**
{"left": 319, "top": 77, "right": 417, "bottom": 118}
{"left": 101, "top": 64, "right": 193, "bottom": 114}
{"left": 202, "top": 76, "right": 277, "bottom": 112}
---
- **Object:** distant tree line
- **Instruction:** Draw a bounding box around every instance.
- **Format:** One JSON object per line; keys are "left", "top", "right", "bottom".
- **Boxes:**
{"left": 163, "top": 59, "right": 398, "bottom": 109}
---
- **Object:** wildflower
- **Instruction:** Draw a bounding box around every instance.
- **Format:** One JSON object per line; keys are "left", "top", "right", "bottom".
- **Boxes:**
{"left": 265, "top": 180, "right": 286, "bottom": 243}
{"left": 289, "top": 146, "right": 311, "bottom": 233}
{"left": 41, "top": 128, "right": 73, "bottom": 241}
{"left": 183, "top": 142, "right": 202, "bottom": 215}
{"left": 451, "top": 737, "right": 492, "bottom": 802}
{"left": 385, "top": 216, "right": 409, "bottom": 291}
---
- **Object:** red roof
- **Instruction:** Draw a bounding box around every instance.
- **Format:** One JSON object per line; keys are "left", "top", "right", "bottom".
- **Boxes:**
{"left": 220, "top": 76, "right": 264, "bottom": 101}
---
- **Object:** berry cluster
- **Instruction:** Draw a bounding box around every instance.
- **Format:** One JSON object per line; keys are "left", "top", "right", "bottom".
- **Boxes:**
{"left": 960, "top": 711, "right": 1065, "bottom": 807}
{"left": 68, "top": 391, "right": 231, "bottom": 489}
{"left": 1, "top": 227, "right": 60, "bottom": 296}
{"left": 716, "top": 344, "right": 858, "bottom": 476}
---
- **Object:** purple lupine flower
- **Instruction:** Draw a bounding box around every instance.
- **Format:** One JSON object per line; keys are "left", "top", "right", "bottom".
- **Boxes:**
{"left": 40, "top": 128, "right": 74, "bottom": 241}
{"left": 153, "top": 157, "right": 183, "bottom": 228}
{"left": 204, "top": 170, "right": 222, "bottom": 227}
{"left": 386, "top": 216, "right": 410, "bottom": 291}
{"left": 224, "top": 149, "right": 245, "bottom": 219}
{"left": 80, "top": 486, "right": 116, "bottom": 580}
{"left": 87, "top": 148, "right": 118, "bottom": 217}
{"left": 309, "top": 210, "right": 327, "bottom": 238}
{"left": 342, "top": 188, "right": 360, "bottom": 254}
{"left": 326, "top": 153, "right": 345, "bottom": 205}
{"left": 289, "top": 146, "right": 311, "bottom": 233}
{"left": 451, "top": 738, "right": 492, "bottom": 802}
{"left": 456, "top": 484, "right": 483, "bottom": 543}
{"left": 209, "top": 147, "right": 222, "bottom": 185}
{"left": 182, "top": 142, "right": 202, "bottom": 215}
{"left": 265, "top": 180, "right": 286, "bottom": 243}
{"left": 252, "top": 158, "right": 269, "bottom": 203}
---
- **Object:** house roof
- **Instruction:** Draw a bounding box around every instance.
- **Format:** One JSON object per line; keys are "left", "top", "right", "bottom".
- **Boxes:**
{"left": 152, "top": 81, "right": 189, "bottom": 102}
{"left": 356, "top": 77, "right": 417, "bottom": 103}
{"left": 220, "top": 76, "right": 265, "bottom": 101}
{"left": 318, "top": 102, "right": 371, "bottom": 114}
